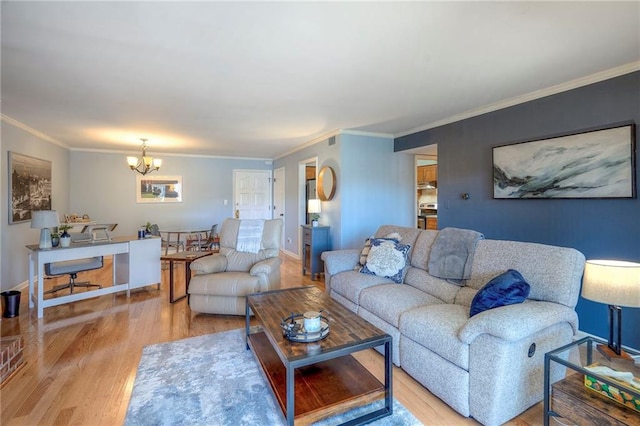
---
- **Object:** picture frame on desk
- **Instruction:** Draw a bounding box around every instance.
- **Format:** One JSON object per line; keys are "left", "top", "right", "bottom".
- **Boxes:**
{"left": 8, "top": 151, "right": 52, "bottom": 224}
{"left": 136, "top": 175, "right": 183, "bottom": 203}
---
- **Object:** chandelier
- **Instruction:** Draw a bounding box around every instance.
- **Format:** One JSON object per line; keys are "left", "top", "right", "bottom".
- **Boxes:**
{"left": 127, "top": 138, "right": 162, "bottom": 175}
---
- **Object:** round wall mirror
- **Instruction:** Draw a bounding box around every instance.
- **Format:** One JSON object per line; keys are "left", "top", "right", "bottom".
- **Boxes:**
{"left": 318, "top": 166, "right": 336, "bottom": 201}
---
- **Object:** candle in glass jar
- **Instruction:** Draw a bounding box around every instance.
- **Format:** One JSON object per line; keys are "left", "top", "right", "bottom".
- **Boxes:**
{"left": 303, "top": 311, "right": 321, "bottom": 332}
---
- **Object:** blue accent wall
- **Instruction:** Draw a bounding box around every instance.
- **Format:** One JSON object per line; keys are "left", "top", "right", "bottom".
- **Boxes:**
{"left": 395, "top": 71, "right": 640, "bottom": 350}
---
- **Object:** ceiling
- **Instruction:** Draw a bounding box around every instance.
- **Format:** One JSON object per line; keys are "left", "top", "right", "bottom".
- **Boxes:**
{"left": 2, "top": 2, "right": 639, "bottom": 160}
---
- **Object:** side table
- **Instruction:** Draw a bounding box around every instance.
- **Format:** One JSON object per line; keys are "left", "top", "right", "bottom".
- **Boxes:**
{"left": 160, "top": 251, "right": 215, "bottom": 303}
{"left": 544, "top": 336, "right": 640, "bottom": 426}
{"left": 301, "top": 225, "right": 330, "bottom": 280}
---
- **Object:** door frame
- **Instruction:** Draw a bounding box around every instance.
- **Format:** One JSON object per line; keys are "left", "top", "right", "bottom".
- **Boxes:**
{"left": 273, "top": 166, "right": 285, "bottom": 248}
{"left": 298, "top": 156, "right": 318, "bottom": 255}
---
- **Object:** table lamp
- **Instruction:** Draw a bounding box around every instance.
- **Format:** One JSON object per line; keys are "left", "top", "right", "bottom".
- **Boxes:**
{"left": 581, "top": 259, "right": 640, "bottom": 360}
{"left": 308, "top": 199, "right": 321, "bottom": 226}
{"left": 31, "top": 210, "right": 60, "bottom": 249}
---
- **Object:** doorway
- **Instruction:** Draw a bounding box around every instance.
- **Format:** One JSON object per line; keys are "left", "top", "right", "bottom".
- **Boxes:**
{"left": 415, "top": 145, "right": 438, "bottom": 229}
{"left": 298, "top": 157, "right": 318, "bottom": 249}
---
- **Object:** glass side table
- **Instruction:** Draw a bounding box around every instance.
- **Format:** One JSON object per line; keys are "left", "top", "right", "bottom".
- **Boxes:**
{"left": 544, "top": 336, "right": 640, "bottom": 426}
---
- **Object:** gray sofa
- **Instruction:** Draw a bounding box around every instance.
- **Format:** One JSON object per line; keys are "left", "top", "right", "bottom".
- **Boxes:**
{"left": 321, "top": 225, "right": 585, "bottom": 426}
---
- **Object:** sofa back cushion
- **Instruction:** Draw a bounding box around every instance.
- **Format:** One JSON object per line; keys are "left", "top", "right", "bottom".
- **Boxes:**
{"left": 455, "top": 239, "right": 585, "bottom": 309}
{"left": 375, "top": 225, "right": 422, "bottom": 258}
{"left": 404, "top": 267, "right": 460, "bottom": 304}
{"left": 376, "top": 226, "right": 461, "bottom": 303}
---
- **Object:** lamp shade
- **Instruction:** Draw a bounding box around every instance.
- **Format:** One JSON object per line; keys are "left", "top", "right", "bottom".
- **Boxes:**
{"left": 308, "top": 199, "right": 321, "bottom": 214}
{"left": 30, "top": 210, "right": 60, "bottom": 249}
{"left": 582, "top": 259, "right": 640, "bottom": 308}
{"left": 30, "top": 210, "right": 60, "bottom": 229}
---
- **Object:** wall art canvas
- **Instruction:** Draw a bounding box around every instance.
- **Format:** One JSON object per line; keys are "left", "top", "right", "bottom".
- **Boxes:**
{"left": 136, "top": 175, "right": 183, "bottom": 203}
{"left": 493, "top": 124, "right": 636, "bottom": 199}
{"left": 8, "top": 152, "right": 52, "bottom": 224}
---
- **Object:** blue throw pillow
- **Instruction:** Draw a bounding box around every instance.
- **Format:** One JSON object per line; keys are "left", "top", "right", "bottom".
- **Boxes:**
{"left": 469, "top": 269, "right": 530, "bottom": 317}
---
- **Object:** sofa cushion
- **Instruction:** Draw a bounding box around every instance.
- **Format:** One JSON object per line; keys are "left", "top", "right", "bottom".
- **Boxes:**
{"left": 375, "top": 225, "right": 422, "bottom": 259}
{"left": 463, "top": 239, "right": 585, "bottom": 308}
{"left": 400, "top": 304, "right": 471, "bottom": 370}
{"left": 359, "top": 284, "right": 441, "bottom": 328}
{"left": 331, "top": 270, "right": 393, "bottom": 306}
{"left": 360, "top": 238, "right": 411, "bottom": 283}
{"left": 404, "top": 267, "right": 460, "bottom": 304}
{"left": 470, "top": 269, "right": 530, "bottom": 317}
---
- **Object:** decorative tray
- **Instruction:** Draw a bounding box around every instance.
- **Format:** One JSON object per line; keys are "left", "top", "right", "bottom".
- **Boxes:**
{"left": 280, "top": 313, "right": 330, "bottom": 343}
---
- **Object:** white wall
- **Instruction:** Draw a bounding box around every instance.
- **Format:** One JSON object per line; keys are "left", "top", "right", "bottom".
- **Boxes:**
{"left": 274, "top": 132, "right": 415, "bottom": 255}
{"left": 69, "top": 151, "right": 271, "bottom": 237}
{"left": 0, "top": 126, "right": 271, "bottom": 292}
{"left": 1, "top": 122, "right": 70, "bottom": 292}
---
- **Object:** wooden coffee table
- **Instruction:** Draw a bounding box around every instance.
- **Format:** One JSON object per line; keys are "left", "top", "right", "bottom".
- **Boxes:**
{"left": 245, "top": 286, "right": 392, "bottom": 425}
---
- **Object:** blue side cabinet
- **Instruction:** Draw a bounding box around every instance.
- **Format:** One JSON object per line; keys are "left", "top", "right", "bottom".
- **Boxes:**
{"left": 301, "top": 225, "right": 330, "bottom": 281}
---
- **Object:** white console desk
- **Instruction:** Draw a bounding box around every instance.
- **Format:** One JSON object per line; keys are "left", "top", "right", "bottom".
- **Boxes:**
{"left": 27, "top": 236, "right": 161, "bottom": 318}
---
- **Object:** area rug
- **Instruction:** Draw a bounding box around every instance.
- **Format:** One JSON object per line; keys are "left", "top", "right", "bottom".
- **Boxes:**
{"left": 125, "top": 328, "right": 422, "bottom": 425}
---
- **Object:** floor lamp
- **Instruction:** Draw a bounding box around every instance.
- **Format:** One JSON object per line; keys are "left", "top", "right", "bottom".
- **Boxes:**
{"left": 581, "top": 259, "right": 640, "bottom": 360}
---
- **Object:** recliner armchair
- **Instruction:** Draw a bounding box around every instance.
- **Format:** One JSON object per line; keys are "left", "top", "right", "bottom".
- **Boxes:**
{"left": 188, "top": 218, "right": 283, "bottom": 315}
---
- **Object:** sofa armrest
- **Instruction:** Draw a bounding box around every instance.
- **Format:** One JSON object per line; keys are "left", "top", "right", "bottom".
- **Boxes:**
{"left": 250, "top": 257, "right": 282, "bottom": 277}
{"left": 458, "top": 301, "right": 579, "bottom": 344}
{"left": 190, "top": 254, "right": 227, "bottom": 275}
{"left": 321, "top": 249, "right": 360, "bottom": 275}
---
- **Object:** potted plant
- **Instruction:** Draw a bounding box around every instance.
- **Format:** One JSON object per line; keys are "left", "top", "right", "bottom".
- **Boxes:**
{"left": 59, "top": 224, "right": 73, "bottom": 247}
{"left": 51, "top": 232, "right": 60, "bottom": 248}
{"left": 310, "top": 212, "right": 320, "bottom": 227}
{"left": 143, "top": 222, "right": 153, "bottom": 236}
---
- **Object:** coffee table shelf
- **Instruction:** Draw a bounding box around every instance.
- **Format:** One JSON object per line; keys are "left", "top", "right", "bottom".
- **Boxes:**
{"left": 249, "top": 331, "right": 385, "bottom": 424}
{"left": 246, "top": 286, "right": 392, "bottom": 426}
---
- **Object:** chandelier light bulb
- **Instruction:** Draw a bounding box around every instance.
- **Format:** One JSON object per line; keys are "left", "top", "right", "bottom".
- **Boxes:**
{"left": 127, "top": 138, "right": 162, "bottom": 175}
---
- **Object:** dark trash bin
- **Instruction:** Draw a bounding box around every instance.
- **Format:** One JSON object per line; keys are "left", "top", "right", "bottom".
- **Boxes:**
{"left": 1, "top": 290, "right": 21, "bottom": 318}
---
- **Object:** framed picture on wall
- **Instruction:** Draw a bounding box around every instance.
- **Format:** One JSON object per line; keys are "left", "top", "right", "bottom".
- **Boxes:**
{"left": 136, "top": 175, "right": 183, "bottom": 203}
{"left": 493, "top": 123, "right": 636, "bottom": 199}
{"left": 8, "top": 151, "right": 52, "bottom": 224}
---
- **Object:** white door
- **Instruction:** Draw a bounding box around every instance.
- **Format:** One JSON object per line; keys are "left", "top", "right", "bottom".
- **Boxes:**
{"left": 273, "top": 167, "right": 285, "bottom": 246}
{"left": 234, "top": 170, "right": 272, "bottom": 219}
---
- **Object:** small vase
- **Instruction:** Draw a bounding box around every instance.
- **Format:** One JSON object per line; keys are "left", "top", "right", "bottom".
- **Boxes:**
{"left": 51, "top": 236, "right": 60, "bottom": 247}
{"left": 312, "top": 220, "right": 319, "bottom": 227}
{"left": 60, "top": 231, "right": 71, "bottom": 247}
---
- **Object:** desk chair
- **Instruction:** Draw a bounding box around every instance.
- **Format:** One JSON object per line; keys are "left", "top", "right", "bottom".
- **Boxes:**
{"left": 44, "top": 257, "right": 103, "bottom": 295}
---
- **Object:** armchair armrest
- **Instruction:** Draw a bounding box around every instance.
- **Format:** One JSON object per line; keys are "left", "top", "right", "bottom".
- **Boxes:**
{"left": 320, "top": 249, "right": 360, "bottom": 275}
{"left": 190, "top": 254, "right": 227, "bottom": 275}
{"left": 458, "top": 301, "right": 578, "bottom": 344}
{"left": 250, "top": 257, "right": 282, "bottom": 277}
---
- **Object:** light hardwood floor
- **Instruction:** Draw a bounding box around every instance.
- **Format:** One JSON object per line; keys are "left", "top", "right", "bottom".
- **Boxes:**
{"left": 1, "top": 253, "right": 544, "bottom": 425}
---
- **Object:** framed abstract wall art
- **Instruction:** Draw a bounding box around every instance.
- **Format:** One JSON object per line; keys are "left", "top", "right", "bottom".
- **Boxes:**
{"left": 8, "top": 151, "right": 52, "bottom": 224}
{"left": 493, "top": 123, "right": 636, "bottom": 199}
{"left": 136, "top": 175, "right": 183, "bottom": 203}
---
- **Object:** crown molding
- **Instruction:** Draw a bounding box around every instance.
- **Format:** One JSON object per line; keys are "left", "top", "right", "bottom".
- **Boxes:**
{"left": 274, "top": 129, "right": 393, "bottom": 160}
{"left": 74, "top": 147, "right": 272, "bottom": 162}
{"left": 395, "top": 61, "right": 640, "bottom": 139}
{"left": 341, "top": 129, "right": 394, "bottom": 139}
{"left": 1, "top": 114, "right": 69, "bottom": 148}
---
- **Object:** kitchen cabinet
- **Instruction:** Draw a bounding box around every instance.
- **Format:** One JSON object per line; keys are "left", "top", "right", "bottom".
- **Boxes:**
{"left": 426, "top": 217, "right": 438, "bottom": 230}
{"left": 417, "top": 165, "right": 437, "bottom": 184}
{"left": 302, "top": 225, "right": 330, "bottom": 280}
